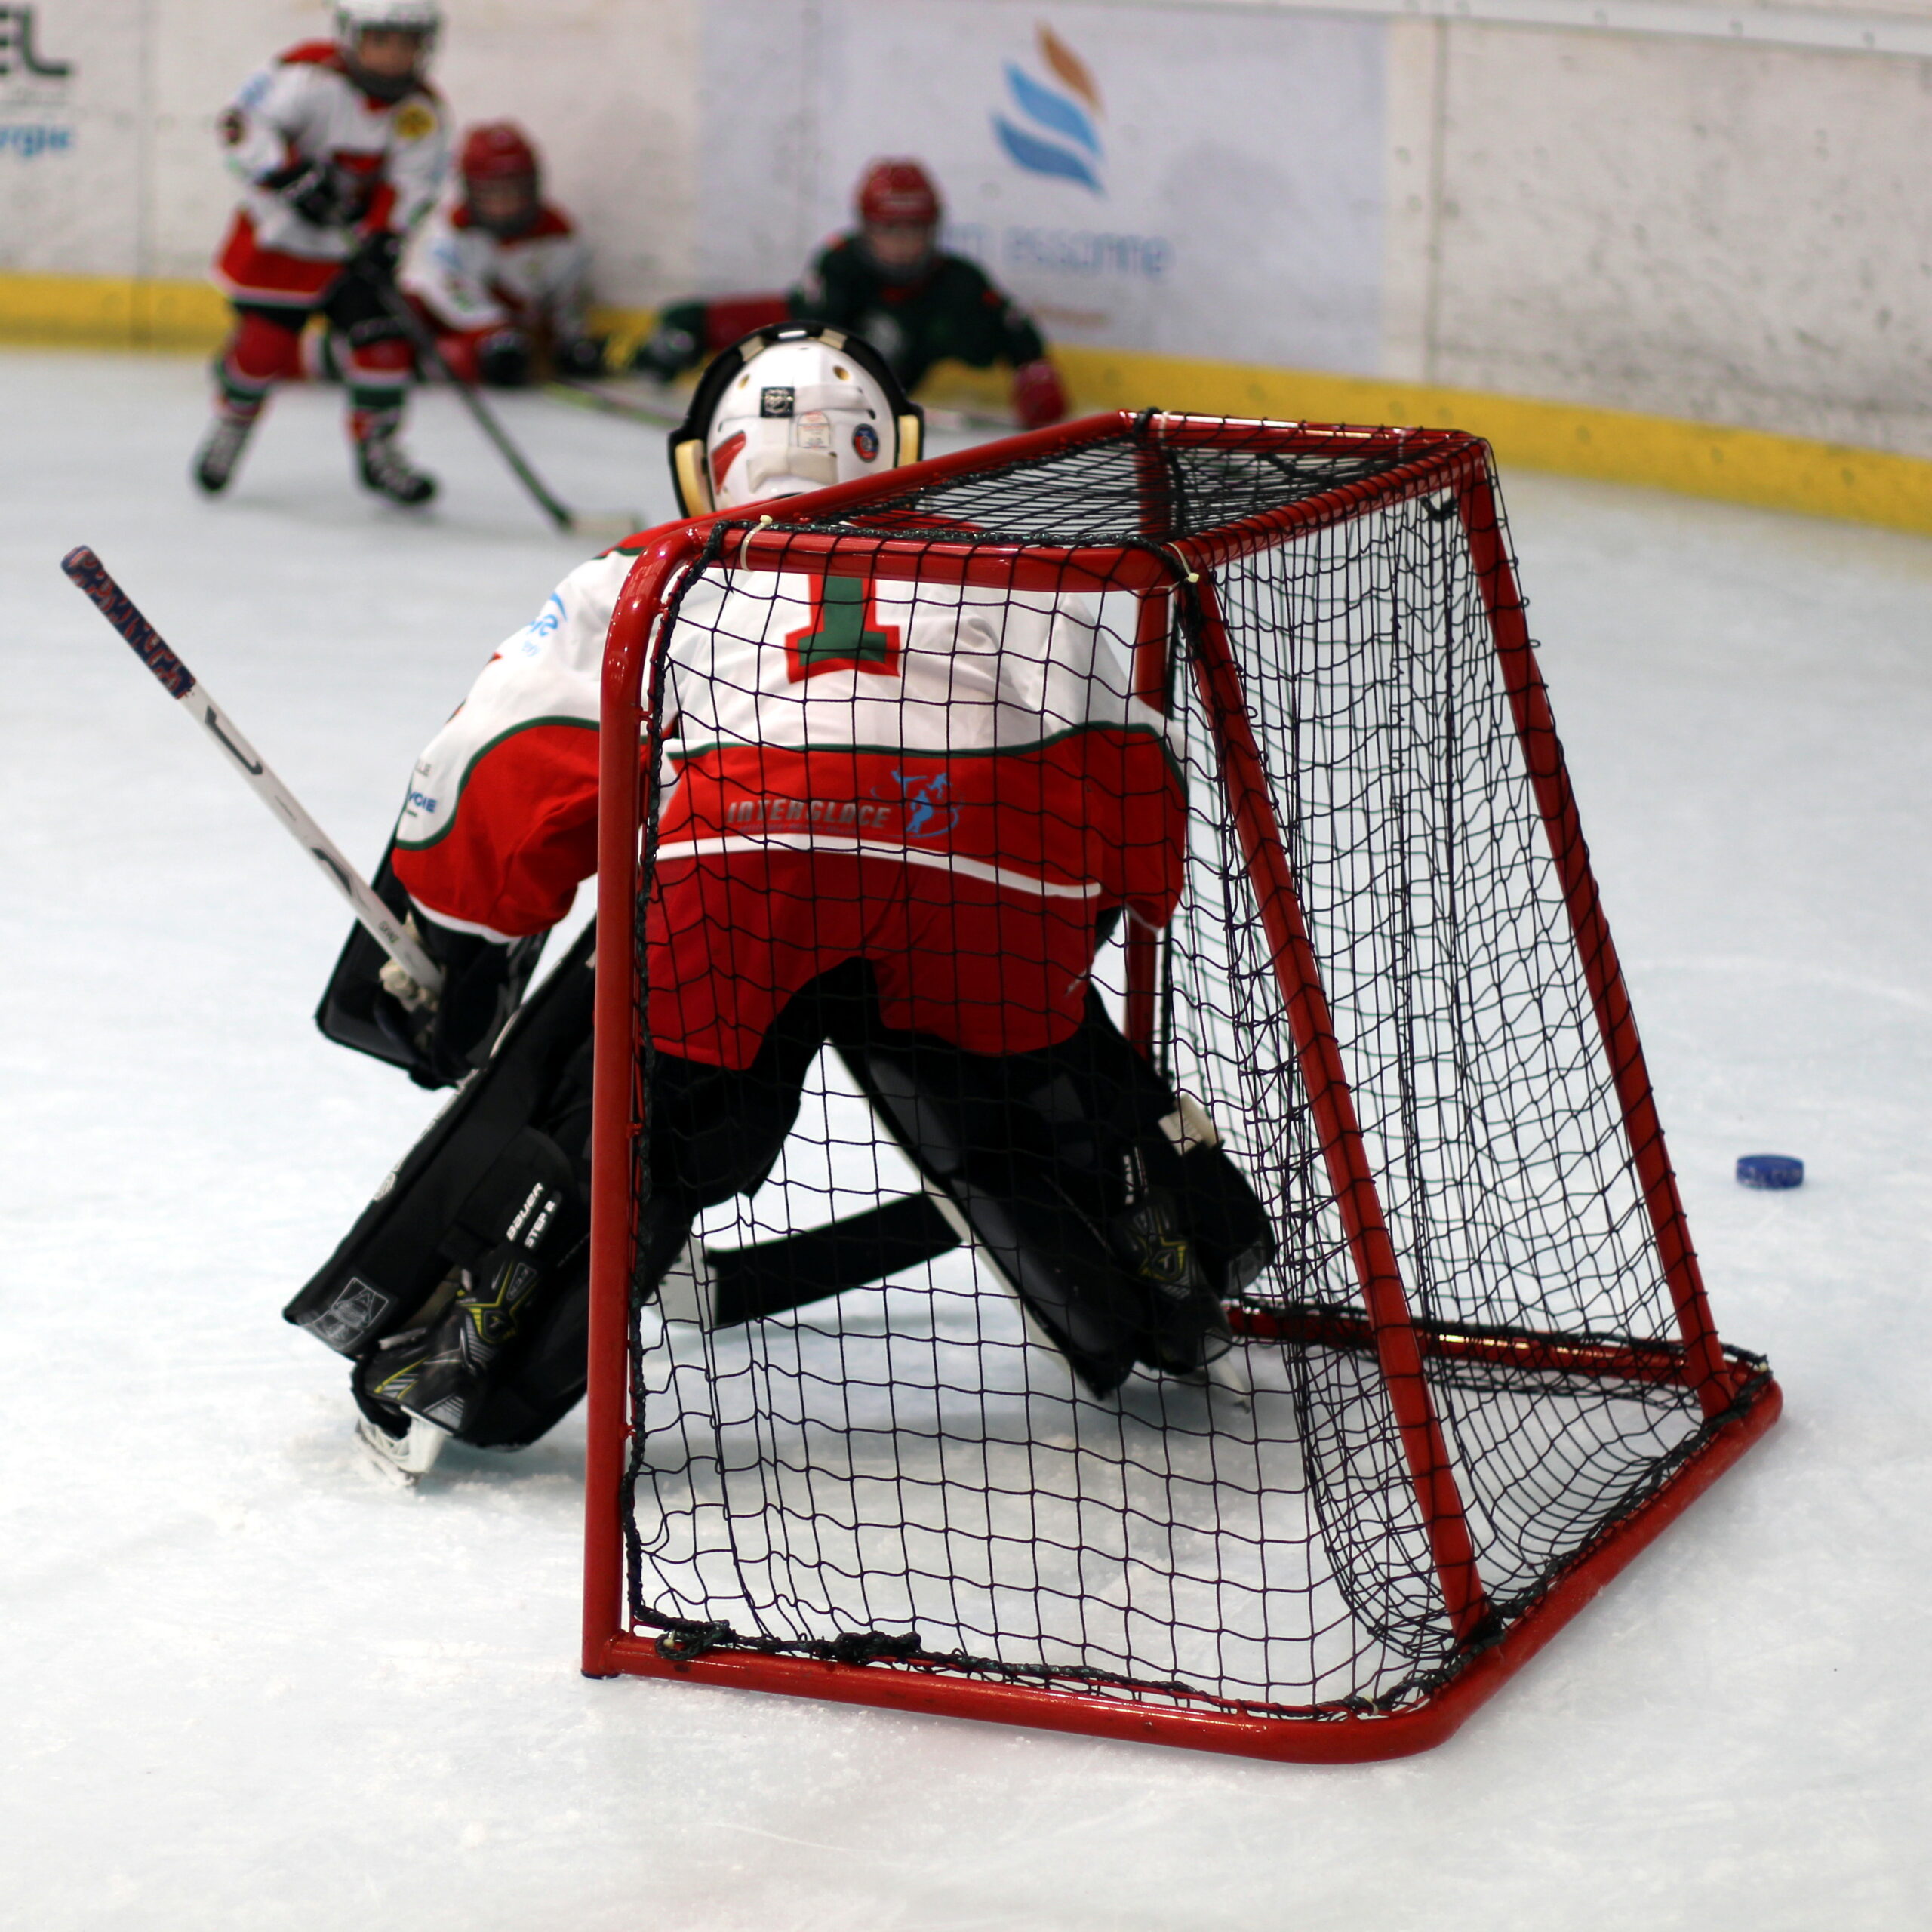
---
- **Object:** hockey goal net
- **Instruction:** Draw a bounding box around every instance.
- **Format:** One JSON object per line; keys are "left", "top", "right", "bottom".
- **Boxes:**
{"left": 581, "top": 412, "right": 1779, "bottom": 1762}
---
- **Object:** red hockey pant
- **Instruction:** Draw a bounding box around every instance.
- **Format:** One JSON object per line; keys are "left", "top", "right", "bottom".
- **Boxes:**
{"left": 645, "top": 850, "right": 1100, "bottom": 1071}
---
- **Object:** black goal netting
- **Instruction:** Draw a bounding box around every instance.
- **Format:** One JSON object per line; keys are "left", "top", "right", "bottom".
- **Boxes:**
{"left": 612, "top": 417, "right": 1766, "bottom": 1720}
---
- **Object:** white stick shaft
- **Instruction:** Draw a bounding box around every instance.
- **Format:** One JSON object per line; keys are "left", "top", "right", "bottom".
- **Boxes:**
{"left": 184, "top": 681, "right": 445, "bottom": 993}
{"left": 62, "top": 545, "right": 445, "bottom": 996}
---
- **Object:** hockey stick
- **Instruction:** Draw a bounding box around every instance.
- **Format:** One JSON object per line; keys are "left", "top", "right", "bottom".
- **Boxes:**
{"left": 61, "top": 546, "right": 444, "bottom": 995}
{"left": 354, "top": 265, "right": 641, "bottom": 542}
{"left": 706, "top": 1192, "right": 962, "bottom": 1327}
{"left": 543, "top": 375, "right": 682, "bottom": 429}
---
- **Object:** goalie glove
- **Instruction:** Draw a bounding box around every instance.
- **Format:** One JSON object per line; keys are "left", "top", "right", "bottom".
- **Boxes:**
{"left": 374, "top": 909, "right": 516, "bottom": 1089}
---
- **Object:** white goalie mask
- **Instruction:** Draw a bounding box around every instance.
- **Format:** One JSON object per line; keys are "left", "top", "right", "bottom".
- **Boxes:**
{"left": 670, "top": 325, "right": 923, "bottom": 516}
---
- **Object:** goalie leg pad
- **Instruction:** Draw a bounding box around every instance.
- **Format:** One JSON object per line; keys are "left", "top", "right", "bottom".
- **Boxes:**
{"left": 286, "top": 924, "right": 595, "bottom": 1357}
{"left": 1004, "top": 998, "right": 1278, "bottom": 1302}
{"left": 831, "top": 997, "right": 1275, "bottom": 1391}
{"left": 833, "top": 1023, "right": 1149, "bottom": 1397}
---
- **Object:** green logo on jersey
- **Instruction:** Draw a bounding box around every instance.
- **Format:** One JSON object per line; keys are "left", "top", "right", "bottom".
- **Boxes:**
{"left": 786, "top": 575, "right": 901, "bottom": 681}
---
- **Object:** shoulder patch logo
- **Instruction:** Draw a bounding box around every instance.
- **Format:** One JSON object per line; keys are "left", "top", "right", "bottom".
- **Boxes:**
{"left": 392, "top": 100, "right": 436, "bottom": 142}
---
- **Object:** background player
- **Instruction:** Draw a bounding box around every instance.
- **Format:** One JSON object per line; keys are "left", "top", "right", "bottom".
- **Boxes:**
{"left": 192, "top": 0, "right": 449, "bottom": 506}
{"left": 632, "top": 160, "right": 1068, "bottom": 429}
{"left": 401, "top": 122, "right": 605, "bottom": 389}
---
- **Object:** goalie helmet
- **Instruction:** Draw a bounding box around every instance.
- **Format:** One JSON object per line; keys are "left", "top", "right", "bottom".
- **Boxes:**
{"left": 669, "top": 323, "right": 924, "bottom": 517}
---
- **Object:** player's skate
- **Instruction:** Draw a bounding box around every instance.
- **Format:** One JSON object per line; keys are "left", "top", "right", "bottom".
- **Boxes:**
{"left": 390, "top": 1241, "right": 551, "bottom": 1437}
{"left": 354, "top": 418, "right": 438, "bottom": 506}
{"left": 1106, "top": 1175, "right": 1238, "bottom": 1385}
{"left": 191, "top": 411, "right": 256, "bottom": 495}
{"left": 352, "top": 1327, "right": 453, "bottom": 1485}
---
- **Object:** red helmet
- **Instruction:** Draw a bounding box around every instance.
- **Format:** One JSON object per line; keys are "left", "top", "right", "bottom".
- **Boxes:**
{"left": 460, "top": 122, "right": 539, "bottom": 187}
{"left": 856, "top": 159, "right": 940, "bottom": 227}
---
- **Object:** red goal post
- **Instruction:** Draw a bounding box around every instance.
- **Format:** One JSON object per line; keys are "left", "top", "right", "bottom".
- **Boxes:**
{"left": 579, "top": 411, "right": 1780, "bottom": 1764}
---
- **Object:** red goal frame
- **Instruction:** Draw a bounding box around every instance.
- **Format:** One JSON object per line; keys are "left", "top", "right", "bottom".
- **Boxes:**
{"left": 579, "top": 412, "right": 1780, "bottom": 1763}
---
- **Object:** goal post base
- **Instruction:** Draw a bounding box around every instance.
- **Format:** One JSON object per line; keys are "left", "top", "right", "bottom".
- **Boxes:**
{"left": 583, "top": 1370, "right": 1780, "bottom": 1764}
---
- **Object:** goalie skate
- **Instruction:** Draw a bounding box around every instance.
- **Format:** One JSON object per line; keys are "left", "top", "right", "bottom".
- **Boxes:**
{"left": 353, "top": 1408, "right": 450, "bottom": 1486}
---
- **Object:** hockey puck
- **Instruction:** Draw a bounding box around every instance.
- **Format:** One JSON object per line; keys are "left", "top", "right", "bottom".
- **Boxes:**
{"left": 1736, "top": 1153, "right": 1804, "bottom": 1190}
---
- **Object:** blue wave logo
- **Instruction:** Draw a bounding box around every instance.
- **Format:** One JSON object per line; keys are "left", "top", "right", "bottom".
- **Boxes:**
{"left": 992, "top": 25, "right": 1103, "bottom": 195}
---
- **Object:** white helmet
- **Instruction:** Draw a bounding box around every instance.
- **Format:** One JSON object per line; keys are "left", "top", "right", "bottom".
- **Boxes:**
{"left": 669, "top": 324, "right": 923, "bottom": 516}
{"left": 336, "top": 1, "right": 441, "bottom": 45}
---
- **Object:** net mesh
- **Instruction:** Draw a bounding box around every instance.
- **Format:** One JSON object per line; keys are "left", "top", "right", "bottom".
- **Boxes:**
{"left": 616, "top": 419, "right": 1756, "bottom": 1717}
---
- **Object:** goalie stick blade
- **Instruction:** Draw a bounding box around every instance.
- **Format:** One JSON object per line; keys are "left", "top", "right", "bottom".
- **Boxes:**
{"left": 707, "top": 1192, "right": 962, "bottom": 1327}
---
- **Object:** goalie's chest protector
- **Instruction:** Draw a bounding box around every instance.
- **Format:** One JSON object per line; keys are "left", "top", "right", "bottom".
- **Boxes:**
{"left": 660, "top": 571, "right": 1187, "bottom": 918}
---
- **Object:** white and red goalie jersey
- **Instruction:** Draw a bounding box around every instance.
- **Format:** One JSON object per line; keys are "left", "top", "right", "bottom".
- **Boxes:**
{"left": 391, "top": 551, "right": 1187, "bottom": 1066}
{"left": 214, "top": 41, "right": 449, "bottom": 301}
{"left": 400, "top": 202, "right": 590, "bottom": 342}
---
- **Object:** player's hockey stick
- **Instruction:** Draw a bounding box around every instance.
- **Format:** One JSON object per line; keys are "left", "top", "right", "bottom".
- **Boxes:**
{"left": 543, "top": 375, "right": 681, "bottom": 428}
{"left": 61, "top": 546, "right": 445, "bottom": 995}
{"left": 355, "top": 265, "right": 640, "bottom": 543}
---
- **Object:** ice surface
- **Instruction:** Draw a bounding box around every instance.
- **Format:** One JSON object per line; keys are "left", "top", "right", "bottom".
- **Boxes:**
{"left": 2, "top": 350, "right": 1927, "bottom": 1927}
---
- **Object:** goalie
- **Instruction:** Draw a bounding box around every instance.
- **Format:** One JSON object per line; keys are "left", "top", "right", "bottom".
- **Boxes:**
{"left": 288, "top": 322, "right": 1272, "bottom": 1479}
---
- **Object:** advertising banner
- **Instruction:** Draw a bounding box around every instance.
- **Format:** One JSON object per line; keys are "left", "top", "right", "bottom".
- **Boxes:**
{"left": 0, "top": 2, "right": 145, "bottom": 275}
{"left": 700, "top": 0, "right": 1387, "bottom": 374}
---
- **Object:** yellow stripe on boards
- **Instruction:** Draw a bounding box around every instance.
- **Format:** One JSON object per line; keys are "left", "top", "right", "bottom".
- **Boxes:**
{"left": 6, "top": 270, "right": 1932, "bottom": 537}
{"left": 0, "top": 270, "right": 229, "bottom": 351}
{"left": 1054, "top": 344, "right": 1932, "bottom": 540}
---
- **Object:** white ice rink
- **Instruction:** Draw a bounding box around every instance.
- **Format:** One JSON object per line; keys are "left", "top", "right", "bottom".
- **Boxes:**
{"left": 2, "top": 348, "right": 1926, "bottom": 1928}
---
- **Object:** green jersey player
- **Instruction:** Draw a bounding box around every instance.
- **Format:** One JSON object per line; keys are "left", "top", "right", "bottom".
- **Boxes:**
{"left": 632, "top": 159, "right": 1068, "bottom": 429}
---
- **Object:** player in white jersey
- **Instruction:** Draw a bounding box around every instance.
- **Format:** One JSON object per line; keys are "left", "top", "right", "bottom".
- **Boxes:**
{"left": 401, "top": 123, "right": 604, "bottom": 388}
{"left": 193, "top": 0, "right": 451, "bottom": 506}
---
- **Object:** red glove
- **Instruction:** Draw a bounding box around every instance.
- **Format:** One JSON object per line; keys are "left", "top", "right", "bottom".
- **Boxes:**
{"left": 1012, "top": 358, "right": 1068, "bottom": 429}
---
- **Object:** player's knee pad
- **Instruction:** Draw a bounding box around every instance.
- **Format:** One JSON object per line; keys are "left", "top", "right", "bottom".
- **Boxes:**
{"left": 476, "top": 328, "right": 531, "bottom": 387}
{"left": 646, "top": 978, "right": 829, "bottom": 1211}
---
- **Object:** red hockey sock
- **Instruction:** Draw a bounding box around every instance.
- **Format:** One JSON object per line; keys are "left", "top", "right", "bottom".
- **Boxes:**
{"left": 345, "top": 337, "right": 413, "bottom": 440}
{"left": 217, "top": 310, "right": 304, "bottom": 420}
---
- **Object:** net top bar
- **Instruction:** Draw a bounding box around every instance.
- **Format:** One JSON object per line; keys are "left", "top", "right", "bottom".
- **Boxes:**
{"left": 611, "top": 412, "right": 1494, "bottom": 593}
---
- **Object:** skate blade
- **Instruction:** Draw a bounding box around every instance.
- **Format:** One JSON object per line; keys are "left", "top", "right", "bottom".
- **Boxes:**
{"left": 1205, "top": 1339, "right": 1254, "bottom": 1410}
{"left": 355, "top": 1413, "right": 450, "bottom": 1486}
{"left": 1166, "top": 1331, "right": 1254, "bottom": 1410}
